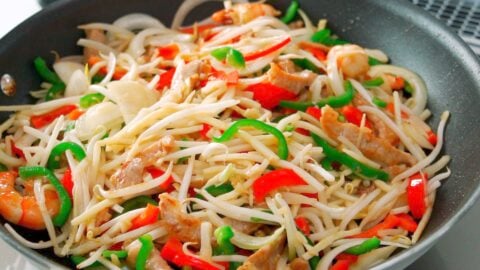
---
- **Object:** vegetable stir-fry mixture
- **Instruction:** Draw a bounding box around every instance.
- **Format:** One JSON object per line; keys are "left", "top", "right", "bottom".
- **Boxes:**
{"left": 0, "top": 1, "right": 451, "bottom": 269}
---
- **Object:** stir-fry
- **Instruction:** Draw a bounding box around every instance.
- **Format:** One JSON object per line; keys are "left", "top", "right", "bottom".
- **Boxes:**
{"left": 0, "top": 1, "right": 451, "bottom": 269}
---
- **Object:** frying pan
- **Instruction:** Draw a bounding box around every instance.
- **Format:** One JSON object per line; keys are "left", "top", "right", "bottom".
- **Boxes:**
{"left": 0, "top": 0, "right": 479, "bottom": 269}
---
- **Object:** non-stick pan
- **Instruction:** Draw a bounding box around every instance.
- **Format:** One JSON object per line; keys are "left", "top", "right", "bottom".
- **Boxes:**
{"left": 0, "top": 0, "right": 479, "bottom": 269}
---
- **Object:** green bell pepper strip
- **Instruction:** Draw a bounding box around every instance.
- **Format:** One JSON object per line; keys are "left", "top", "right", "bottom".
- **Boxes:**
{"left": 0, "top": 163, "right": 7, "bottom": 172}
{"left": 320, "top": 158, "right": 334, "bottom": 171}
{"left": 102, "top": 250, "right": 128, "bottom": 259}
{"left": 45, "top": 82, "right": 66, "bottom": 101}
{"left": 226, "top": 48, "right": 245, "bottom": 69}
{"left": 136, "top": 234, "right": 154, "bottom": 270}
{"left": 121, "top": 195, "right": 158, "bottom": 213}
{"left": 80, "top": 93, "right": 105, "bottom": 108}
{"left": 362, "top": 77, "right": 384, "bottom": 88}
{"left": 404, "top": 81, "right": 414, "bottom": 94}
{"left": 311, "top": 29, "right": 331, "bottom": 43}
{"left": 311, "top": 133, "right": 390, "bottom": 181}
{"left": 368, "top": 56, "right": 383, "bottom": 66}
{"left": 211, "top": 47, "right": 245, "bottom": 69}
{"left": 19, "top": 166, "right": 72, "bottom": 226}
{"left": 214, "top": 226, "right": 241, "bottom": 270}
{"left": 91, "top": 74, "right": 105, "bottom": 84}
{"left": 33, "top": 57, "right": 63, "bottom": 84}
{"left": 47, "top": 142, "right": 86, "bottom": 170}
{"left": 213, "top": 119, "right": 288, "bottom": 160}
{"left": 345, "top": 237, "right": 381, "bottom": 255}
{"left": 281, "top": 0, "right": 299, "bottom": 24}
{"left": 196, "top": 182, "right": 234, "bottom": 200}
{"left": 291, "top": 58, "right": 320, "bottom": 73}
{"left": 280, "top": 80, "right": 355, "bottom": 111}
{"left": 372, "top": 97, "right": 387, "bottom": 108}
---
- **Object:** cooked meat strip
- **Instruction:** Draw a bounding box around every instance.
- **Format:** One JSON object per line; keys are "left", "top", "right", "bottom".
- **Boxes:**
{"left": 107, "top": 157, "right": 145, "bottom": 190}
{"left": 83, "top": 29, "right": 107, "bottom": 59}
{"left": 287, "top": 258, "right": 310, "bottom": 270}
{"left": 266, "top": 63, "right": 316, "bottom": 95}
{"left": 158, "top": 193, "right": 201, "bottom": 243}
{"left": 223, "top": 217, "right": 262, "bottom": 235}
{"left": 238, "top": 234, "right": 286, "bottom": 270}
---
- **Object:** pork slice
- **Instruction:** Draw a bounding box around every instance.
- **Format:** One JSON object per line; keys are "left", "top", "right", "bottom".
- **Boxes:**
{"left": 321, "top": 106, "right": 415, "bottom": 175}
{"left": 266, "top": 63, "right": 316, "bottom": 95}
{"left": 158, "top": 194, "right": 201, "bottom": 243}
{"left": 84, "top": 29, "right": 107, "bottom": 59}
{"left": 238, "top": 234, "right": 286, "bottom": 270}
{"left": 223, "top": 217, "right": 262, "bottom": 235}
{"left": 287, "top": 258, "right": 310, "bottom": 270}
{"left": 108, "top": 157, "right": 145, "bottom": 190}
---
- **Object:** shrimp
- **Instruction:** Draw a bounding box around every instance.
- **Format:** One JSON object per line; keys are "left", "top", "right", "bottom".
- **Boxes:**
{"left": 212, "top": 2, "right": 280, "bottom": 25}
{"left": 0, "top": 171, "right": 60, "bottom": 230}
{"left": 329, "top": 44, "right": 370, "bottom": 78}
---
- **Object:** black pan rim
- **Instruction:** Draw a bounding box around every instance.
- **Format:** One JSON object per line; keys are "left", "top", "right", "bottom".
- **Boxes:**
{"left": 0, "top": 0, "right": 479, "bottom": 269}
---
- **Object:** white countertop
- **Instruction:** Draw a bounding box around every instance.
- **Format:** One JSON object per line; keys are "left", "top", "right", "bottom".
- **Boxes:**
{"left": 0, "top": 1, "right": 479, "bottom": 269}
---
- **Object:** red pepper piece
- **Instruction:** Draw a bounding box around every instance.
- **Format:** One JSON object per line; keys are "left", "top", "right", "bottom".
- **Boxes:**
{"left": 299, "top": 42, "right": 328, "bottom": 61}
{"left": 336, "top": 253, "right": 358, "bottom": 264}
{"left": 330, "top": 259, "right": 351, "bottom": 270}
{"left": 180, "top": 23, "right": 218, "bottom": 34}
{"left": 245, "top": 83, "right": 296, "bottom": 110}
{"left": 386, "top": 102, "right": 409, "bottom": 118}
{"left": 30, "top": 105, "right": 78, "bottom": 129}
{"left": 244, "top": 37, "right": 292, "bottom": 61}
{"left": 407, "top": 172, "right": 427, "bottom": 219}
{"left": 156, "top": 68, "right": 176, "bottom": 91}
{"left": 391, "top": 77, "right": 405, "bottom": 90}
{"left": 88, "top": 56, "right": 127, "bottom": 80}
{"left": 349, "top": 214, "right": 400, "bottom": 238}
{"left": 67, "top": 108, "right": 84, "bottom": 120}
{"left": 215, "top": 70, "right": 239, "bottom": 86}
{"left": 341, "top": 105, "right": 371, "bottom": 128}
{"left": 61, "top": 167, "right": 74, "bottom": 199}
{"left": 253, "top": 169, "right": 306, "bottom": 203}
{"left": 395, "top": 213, "right": 418, "bottom": 232}
{"left": 161, "top": 238, "right": 221, "bottom": 270}
{"left": 109, "top": 242, "right": 124, "bottom": 251}
{"left": 294, "top": 217, "right": 311, "bottom": 235}
{"left": 130, "top": 204, "right": 160, "bottom": 231}
{"left": 200, "top": 124, "right": 212, "bottom": 140}
{"left": 306, "top": 106, "right": 322, "bottom": 119}
{"left": 146, "top": 167, "right": 174, "bottom": 191}
{"left": 157, "top": 44, "right": 180, "bottom": 60}
{"left": 11, "top": 142, "right": 25, "bottom": 159}
{"left": 426, "top": 130, "right": 437, "bottom": 146}
{"left": 295, "top": 128, "right": 310, "bottom": 136}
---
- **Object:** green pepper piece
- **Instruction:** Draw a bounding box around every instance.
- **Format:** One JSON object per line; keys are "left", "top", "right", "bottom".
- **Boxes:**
{"left": 136, "top": 234, "right": 154, "bottom": 270}
{"left": 121, "top": 195, "right": 158, "bottom": 213}
{"left": 291, "top": 58, "right": 320, "bottom": 73}
{"left": 102, "top": 250, "right": 128, "bottom": 259}
{"left": 196, "top": 182, "right": 234, "bottom": 200}
{"left": 226, "top": 48, "right": 246, "bottom": 69}
{"left": 19, "top": 166, "right": 72, "bottom": 226}
{"left": 213, "top": 119, "right": 288, "bottom": 160}
{"left": 363, "top": 77, "right": 384, "bottom": 88}
{"left": 280, "top": 80, "right": 355, "bottom": 111}
{"left": 372, "top": 97, "right": 387, "bottom": 108}
{"left": 0, "top": 163, "right": 7, "bottom": 172}
{"left": 404, "top": 81, "right": 414, "bottom": 94}
{"left": 211, "top": 47, "right": 232, "bottom": 61}
{"left": 311, "top": 29, "right": 331, "bottom": 43}
{"left": 368, "top": 56, "right": 383, "bottom": 66}
{"left": 47, "top": 142, "right": 86, "bottom": 170}
{"left": 311, "top": 133, "right": 389, "bottom": 181}
{"left": 345, "top": 237, "right": 381, "bottom": 255}
{"left": 214, "top": 226, "right": 242, "bottom": 269}
{"left": 91, "top": 74, "right": 105, "bottom": 84}
{"left": 321, "top": 158, "right": 334, "bottom": 171}
{"left": 80, "top": 93, "right": 105, "bottom": 108}
{"left": 45, "top": 83, "right": 66, "bottom": 101}
{"left": 33, "top": 57, "right": 63, "bottom": 84}
{"left": 281, "top": 0, "right": 299, "bottom": 24}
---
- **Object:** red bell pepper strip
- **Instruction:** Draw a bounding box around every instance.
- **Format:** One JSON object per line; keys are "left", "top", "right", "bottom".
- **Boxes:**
{"left": 407, "top": 172, "right": 427, "bottom": 219}
{"left": 11, "top": 142, "right": 25, "bottom": 159}
{"left": 300, "top": 42, "right": 327, "bottom": 61}
{"left": 391, "top": 76, "right": 405, "bottom": 90}
{"left": 395, "top": 213, "right": 418, "bottom": 232}
{"left": 245, "top": 83, "right": 296, "bottom": 110}
{"left": 156, "top": 68, "right": 176, "bottom": 91}
{"left": 295, "top": 217, "right": 311, "bottom": 235}
{"left": 146, "top": 167, "right": 174, "bottom": 191}
{"left": 336, "top": 253, "right": 358, "bottom": 264}
{"left": 161, "top": 237, "right": 221, "bottom": 270}
{"left": 67, "top": 109, "right": 84, "bottom": 120}
{"left": 306, "top": 106, "right": 322, "bottom": 119}
{"left": 341, "top": 105, "right": 371, "bottom": 128}
{"left": 130, "top": 204, "right": 160, "bottom": 231}
{"left": 350, "top": 214, "right": 400, "bottom": 238}
{"left": 426, "top": 130, "right": 437, "bottom": 146}
{"left": 30, "top": 105, "right": 78, "bottom": 129}
{"left": 386, "top": 102, "right": 409, "bottom": 118}
{"left": 330, "top": 259, "right": 351, "bottom": 270}
{"left": 180, "top": 23, "right": 218, "bottom": 34}
{"left": 253, "top": 169, "right": 306, "bottom": 203}
{"left": 157, "top": 44, "right": 180, "bottom": 60}
{"left": 215, "top": 70, "right": 239, "bottom": 86}
{"left": 244, "top": 37, "right": 292, "bottom": 61}
{"left": 61, "top": 167, "right": 74, "bottom": 199}
{"left": 200, "top": 124, "right": 212, "bottom": 140}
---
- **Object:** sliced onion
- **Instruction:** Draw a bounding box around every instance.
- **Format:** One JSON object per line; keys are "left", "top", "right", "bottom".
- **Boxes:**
{"left": 65, "top": 69, "right": 89, "bottom": 97}
{"left": 53, "top": 61, "right": 84, "bottom": 84}
{"left": 113, "top": 13, "right": 165, "bottom": 31}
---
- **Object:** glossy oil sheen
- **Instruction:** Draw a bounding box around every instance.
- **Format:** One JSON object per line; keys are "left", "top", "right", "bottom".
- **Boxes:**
{"left": 0, "top": 0, "right": 479, "bottom": 269}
